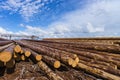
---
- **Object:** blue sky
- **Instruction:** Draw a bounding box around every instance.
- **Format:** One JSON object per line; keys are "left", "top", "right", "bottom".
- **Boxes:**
{"left": 0, "top": 0, "right": 120, "bottom": 38}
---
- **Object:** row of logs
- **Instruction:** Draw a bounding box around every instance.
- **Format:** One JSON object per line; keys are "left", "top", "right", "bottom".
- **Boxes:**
{"left": 15, "top": 40, "right": 120, "bottom": 80}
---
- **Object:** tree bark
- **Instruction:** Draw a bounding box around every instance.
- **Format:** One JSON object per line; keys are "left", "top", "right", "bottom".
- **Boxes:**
{"left": 37, "top": 61, "right": 64, "bottom": 80}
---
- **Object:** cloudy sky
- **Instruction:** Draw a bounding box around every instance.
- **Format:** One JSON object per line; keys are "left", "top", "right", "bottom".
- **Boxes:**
{"left": 0, "top": 0, "right": 120, "bottom": 38}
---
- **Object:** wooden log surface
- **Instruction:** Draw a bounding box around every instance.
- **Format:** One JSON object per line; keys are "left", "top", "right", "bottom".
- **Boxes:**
{"left": 37, "top": 61, "right": 64, "bottom": 80}
{"left": 42, "top": 55, "right": 61, "bottom": 68}
{"left": 0, "top": 41, "right": 13, "bottom": 46}
{"left": 0, "top": 44, "right": 15, "bottom": 65}
{"left": 0, "top": 43, "right": 13, "bottom": 52}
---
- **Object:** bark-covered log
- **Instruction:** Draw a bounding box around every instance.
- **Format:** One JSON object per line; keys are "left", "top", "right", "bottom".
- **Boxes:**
{"left": 0, "top": 44, "right": 15, "bottom": 65}
{"left": 78, "top": 58, "right": 120, "bottom": 76}
{"left": 0, "top": 38, "right": 9, "bottom": 41}
{"left": 14, "top": 45, "right": 22, "bottom": 53}
{"left": 22, "top": 48, "right": 31, "bottom": 57}
{"left": 23, "top": 48, "right": 42, "bottom": 61}
{"left": 0, "top": 41, "right": 13, "bottom": 46}
{"left": 6, "top": 59, "right": 15, "bottom": 68}
{"left": 76, "top": 62, "right": 120, "bottom": 80}
{"left": 42, "top": 55, "right": 61, "bottom": 68}
{"left": 21, "top": 55, "right": 26, "bottom": 61}
{"left": 37, "top": 61, "right": 64, "bottom": 80}
{"left": 0, "top": 43, "right": 13, "bottom": 52}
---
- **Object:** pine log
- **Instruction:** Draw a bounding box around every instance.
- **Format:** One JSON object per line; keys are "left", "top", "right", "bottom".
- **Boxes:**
{"left": 22, "top": 48, "right": 31, "bottom": 57}
{"left": 76, "top": 62, "right": 120, "bottom": 80}
{"left": 24, "top": 48, "right": 42, "bottom": 61}
{"left": 0, "top": 41, "right": 12, "bottom": 46}
{"left": 78, "top": 59, "right": 120, "bottom": 76}
{"left": 0, "top": 38, "right": 9, "bottom": 41}
{"left": 0, "top": 44, "right": 15, "bottom": 65}
{"left": 14, "top": 45, "right": 22, "bottom": 53}
{"left": 42, "top": 55, "right": 61, "bottom": 68}
{"left": 38, "top": 61, "right": 64, "bottom": 80}
{"left": 6, "top": 59, "right": 15, "bottom": 68}
{"left": 0, "top": 43, "right": 13, "bottom": 52}
{"left": 13, "top": 51, "right": 23, "bottom": 61}
{"left": 21, "top": 55, "right": 26, "bottom": 61}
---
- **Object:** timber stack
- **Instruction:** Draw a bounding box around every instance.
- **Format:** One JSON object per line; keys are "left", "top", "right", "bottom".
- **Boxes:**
{"left": 0, "top": 37, "right": 120, "bottom": 80}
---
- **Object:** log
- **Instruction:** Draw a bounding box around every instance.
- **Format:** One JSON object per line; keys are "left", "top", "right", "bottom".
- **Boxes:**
{"left": 68, "top": 57, "right": 78, "bottom": 68}
{"left": 14, "top": 45, "right": 22, "bottom": 53}
{"left": 20, "top": 49, "right": 24, "bottom": 54}
{"left": 37, "top": 61, "right": 64, "bottom": 80}
{"left": 76, "top": 62, "right": 120, "bottom": 80}
{"left": 21, "top": 55, "right": 25, "bottom": 61}
{"left": 78, "top": 59, "right": 120, "bottom": 76}
{"left": 0, "top": 44, "right": 15, "bottom": 65}
{"left": 24, "top": 48, "right": 42, "bottom": 61}
{"left": 42, "top": 55, "right": 61, "bottom": 68}
{"left": 0, "top": 38, "right": 9, "bottom": 41}
{"left": 14, "top": 54, "right": 21, "bottom": 62}
{"left": 6, "top": 59, "right": 15, "bottom": 68}
{"left": 24, "top": 50, "right": 31, "bottom": 57}
{"left": 0, "top": 41, "right": 12, "bottom": 46}
{"left": 0, "top": 43, "right": 13, "bottom": 52}
{"left": 22, "top": 48, "right": 31, "bottom": 57}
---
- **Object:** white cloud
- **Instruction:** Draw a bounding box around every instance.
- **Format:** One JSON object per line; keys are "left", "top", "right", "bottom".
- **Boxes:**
{"left": 0, "top": 0, "right": 50, "bottom": 20}
{"left": 86, "top": 22, "right": 104, "bottom": 33}
{"left": 43, "top": 0, "right": 120, "bottom": 37}
{"left": 0, "top": 27, "right": 13, "bottom": 34}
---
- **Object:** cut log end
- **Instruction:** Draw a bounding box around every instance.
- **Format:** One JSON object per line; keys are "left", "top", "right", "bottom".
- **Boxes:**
{"left": 54, "top": 60, "right": 61, "bottom": 68}
{"left": 13, "top": 53, "right": 17, "bottom": 58}
{"left": 72, "top": 61, "right": 77, "bottom": 68}
{"left": 14, "top": 45, "right": 22, "bottom": 53}
{"left": 20, "top": 49, "right": 24, "bottom": 54}
{"left": 75, "top": 57, "right": 79, "bottom": 63}
{"left": 74, "top": 54, "right": 77, "bottom": 58}
{"left": 36, "top": 54, "right": 42, "bottom": 61}
{"left": 0, "top": 52, "right": 12, "bottom": 63}
{"left": 68, "top": 58, "right": 74, "bottom": 65}
{"left": 21, "top": 55, "right": 25, "bottom": 61}
{"left": 25, "top": 51, "right": 31, "bottom": 57}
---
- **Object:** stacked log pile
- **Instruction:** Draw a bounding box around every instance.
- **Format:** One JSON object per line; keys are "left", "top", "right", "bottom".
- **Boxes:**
{"left": 0, "top": 38, "right": 120, "bottom": 80}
